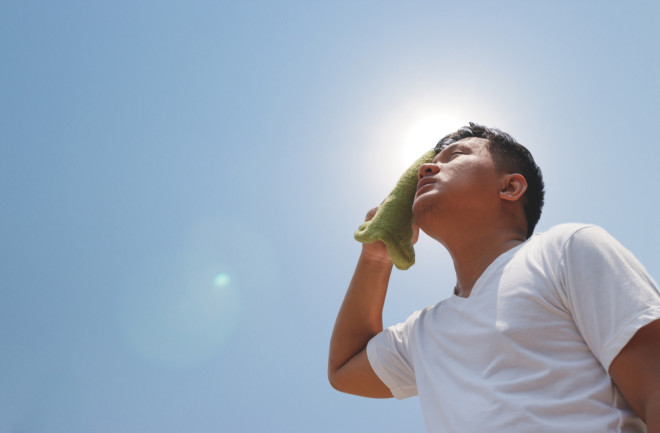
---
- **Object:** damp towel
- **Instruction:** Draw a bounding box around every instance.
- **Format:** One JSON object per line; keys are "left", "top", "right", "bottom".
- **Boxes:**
{"left": 354, "top": 149, "right": 436, "bottom": 270}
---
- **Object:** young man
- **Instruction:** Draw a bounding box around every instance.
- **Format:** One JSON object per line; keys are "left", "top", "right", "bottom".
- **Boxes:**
{"left": 328, "top": 123, "right": 660, "bottom": 432}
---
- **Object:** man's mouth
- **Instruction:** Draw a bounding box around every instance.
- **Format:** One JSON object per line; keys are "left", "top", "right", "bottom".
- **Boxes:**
{"left": 417, "top": 178, "right": 435, "bottom": 191}
{"left": 415, "top": 178, "right": 435, "bottom": 196}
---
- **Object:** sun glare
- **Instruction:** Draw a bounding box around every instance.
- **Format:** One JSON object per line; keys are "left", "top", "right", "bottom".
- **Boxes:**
{"left": 402, "top": 114, "right": 464, "bottom": 168}
{"left": 364, "top": 109, "right": 467, "bottom": 195}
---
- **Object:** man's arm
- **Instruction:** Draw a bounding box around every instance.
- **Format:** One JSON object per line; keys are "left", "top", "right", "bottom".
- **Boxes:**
{"left": 328, "top": 207, "right": 409, "bottom": 398}
{"left": 609, "top": 318, "right": 660, "bottom": 432}
{"left": 327, "top": 250, "right": 393, "bottom": 398}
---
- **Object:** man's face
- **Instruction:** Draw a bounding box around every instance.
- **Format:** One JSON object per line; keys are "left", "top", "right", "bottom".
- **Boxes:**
{"left": 412, "top": 137, "right": 502, "bottom": 225}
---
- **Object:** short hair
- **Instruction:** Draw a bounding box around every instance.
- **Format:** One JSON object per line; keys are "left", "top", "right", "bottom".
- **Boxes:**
{"left": 435, "top": 122, "right": 545, "bottom": 238}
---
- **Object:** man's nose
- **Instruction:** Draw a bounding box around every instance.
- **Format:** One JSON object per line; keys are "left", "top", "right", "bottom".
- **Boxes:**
{"left": 418, "top": 163, "right": 439, "bottom": 180}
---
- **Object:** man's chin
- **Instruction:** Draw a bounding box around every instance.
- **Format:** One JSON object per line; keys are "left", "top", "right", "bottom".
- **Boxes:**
{"left": 412, "top": 194, "right": 431, "bottom": 217}
{"left": 412, "top": 196, "right": 441, "bottom": 227}
{"left": 411, "top": 200, "right": 428, "bottom": 225}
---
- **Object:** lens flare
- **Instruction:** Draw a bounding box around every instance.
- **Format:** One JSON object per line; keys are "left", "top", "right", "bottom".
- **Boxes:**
{"left": 117, "top": 216, "right": 281, "bottom": 369}
{"left": 213, "top": 272, "right": 231, "bottom": 288}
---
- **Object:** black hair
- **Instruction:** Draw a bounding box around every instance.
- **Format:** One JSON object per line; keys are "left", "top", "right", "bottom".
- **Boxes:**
{"left": 435, "top": 122, "right": 545, "bottom": 238}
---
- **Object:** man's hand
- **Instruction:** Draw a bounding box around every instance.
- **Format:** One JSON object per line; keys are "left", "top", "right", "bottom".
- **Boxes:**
{"left": 360, "top": 207, "right": 393, "bottom": 265}
{"left": 360, "top": 206, "right": 420, "bottom": 265}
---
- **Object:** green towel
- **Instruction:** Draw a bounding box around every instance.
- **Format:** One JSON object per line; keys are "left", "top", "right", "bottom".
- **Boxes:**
{"left": 354, "top": 149, "right": 436, "bottom": 270}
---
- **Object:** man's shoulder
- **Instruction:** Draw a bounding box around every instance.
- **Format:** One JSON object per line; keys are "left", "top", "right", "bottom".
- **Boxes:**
{"left": 534, "top": 223, "right": 604, "bottom": 240}
{"left": 533, "top": 223, "right": 615, "bottom": 253}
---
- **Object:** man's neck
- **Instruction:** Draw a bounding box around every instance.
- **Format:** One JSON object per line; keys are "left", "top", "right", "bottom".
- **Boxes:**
{"left": 440, "top": 229, "right": 526, "bottom": 298}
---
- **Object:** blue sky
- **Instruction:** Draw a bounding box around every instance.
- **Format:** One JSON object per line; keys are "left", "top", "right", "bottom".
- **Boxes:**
{"left": 1, "top": 1, "right": 659, "bottom": 431}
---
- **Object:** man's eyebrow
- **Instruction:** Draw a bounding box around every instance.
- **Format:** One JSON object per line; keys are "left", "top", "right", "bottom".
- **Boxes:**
{"left": 435, "top": 137, "right": 455, "bottom": 153}
{"left": 432, "top": 143, "right": 459, "bottom": 162}
{"left": 440, "top": 142, "right": 461, "bottom": 155}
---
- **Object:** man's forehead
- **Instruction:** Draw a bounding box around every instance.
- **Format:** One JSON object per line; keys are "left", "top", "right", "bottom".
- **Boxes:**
{"left": 435, "top": 136, "right": 488, "bottom": 153}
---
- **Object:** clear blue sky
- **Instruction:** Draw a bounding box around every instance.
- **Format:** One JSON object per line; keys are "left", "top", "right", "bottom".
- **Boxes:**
{"left": 1, "top": 1, "right": 659, "bottom": 431}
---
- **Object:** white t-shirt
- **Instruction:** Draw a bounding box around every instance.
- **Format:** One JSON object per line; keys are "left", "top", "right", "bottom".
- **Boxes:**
{"left": 367, "top": 224, "right": 660, "bottom": 433}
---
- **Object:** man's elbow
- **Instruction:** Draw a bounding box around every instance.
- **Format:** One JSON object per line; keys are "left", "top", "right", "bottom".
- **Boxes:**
{"left": 327, "top": 353, "right": 394, "bottom": 398}
{"left": 327, "top": 364, "right": 348, "bottom": 393}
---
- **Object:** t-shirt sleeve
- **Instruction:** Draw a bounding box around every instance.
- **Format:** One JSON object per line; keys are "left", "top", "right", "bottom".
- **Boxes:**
{"left": 366, "top": 311, "right": 420, "bottom": 399}
{"left": 559, "top": 225, "right": 660, "bottom": 371}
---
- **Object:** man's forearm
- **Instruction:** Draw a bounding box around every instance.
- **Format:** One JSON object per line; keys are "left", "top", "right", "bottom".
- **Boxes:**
{"left": 328, "top": 250, "right": 393, "bottom": 376}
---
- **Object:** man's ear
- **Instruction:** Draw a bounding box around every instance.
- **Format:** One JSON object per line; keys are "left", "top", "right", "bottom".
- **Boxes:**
{"left": 499, "top": 173, "right": 527, "bottom": 202}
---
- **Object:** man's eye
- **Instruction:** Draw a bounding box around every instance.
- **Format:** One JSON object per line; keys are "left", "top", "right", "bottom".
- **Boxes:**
{"left": 450, "top": 151, "right": 463, "bottom": 158}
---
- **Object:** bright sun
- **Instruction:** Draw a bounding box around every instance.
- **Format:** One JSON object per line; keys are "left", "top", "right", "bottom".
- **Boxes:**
{"left": 402, "top": 114, "right": 464, "bottom": 168}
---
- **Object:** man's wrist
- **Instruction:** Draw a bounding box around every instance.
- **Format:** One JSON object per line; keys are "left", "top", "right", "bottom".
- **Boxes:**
{"left": 359, "top": 248, "right": 393, "bottom": 268}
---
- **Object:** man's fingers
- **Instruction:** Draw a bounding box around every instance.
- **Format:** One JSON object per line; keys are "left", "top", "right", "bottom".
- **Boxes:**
{"left": 365, "top": 207, "right": 379, "bottom": 222}
{"left": 412, "top": 222, "right": 420, "bottom": 245}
